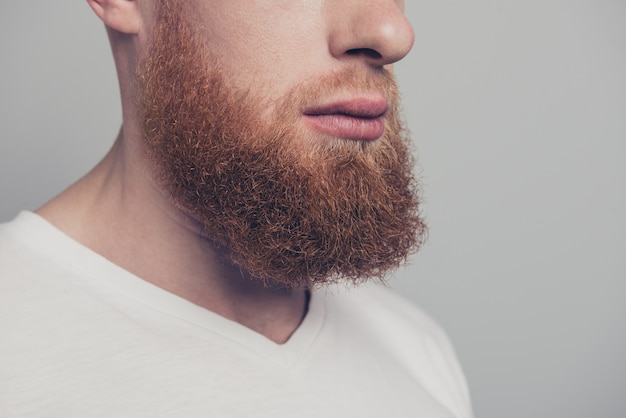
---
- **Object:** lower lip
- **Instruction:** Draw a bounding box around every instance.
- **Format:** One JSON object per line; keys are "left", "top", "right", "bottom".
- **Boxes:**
{"left": 304, "top": 114, "right": 385, "bottom": 141}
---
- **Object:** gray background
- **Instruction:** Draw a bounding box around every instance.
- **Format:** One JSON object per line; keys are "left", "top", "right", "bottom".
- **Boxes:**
{"left": 1, "top": 2, "right": 624, "bottom": 417}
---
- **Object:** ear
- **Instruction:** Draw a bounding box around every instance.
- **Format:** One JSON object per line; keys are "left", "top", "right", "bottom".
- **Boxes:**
{"left": 87, "top": 0, "right": 142, "bottom": 34}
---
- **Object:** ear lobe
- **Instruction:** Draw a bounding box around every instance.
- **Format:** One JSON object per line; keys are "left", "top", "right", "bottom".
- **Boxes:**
{"left": 87, "top": 0, "right": 142, "bottom": 34}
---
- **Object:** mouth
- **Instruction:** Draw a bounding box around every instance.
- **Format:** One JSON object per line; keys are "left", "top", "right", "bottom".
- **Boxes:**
{"left": 302, "top": 97, "right": 389, "bottom": 141}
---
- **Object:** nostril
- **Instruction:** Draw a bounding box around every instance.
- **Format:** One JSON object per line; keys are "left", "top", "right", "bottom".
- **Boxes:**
{"left": 346, "top": 48, "right": 383, "bottom": 60}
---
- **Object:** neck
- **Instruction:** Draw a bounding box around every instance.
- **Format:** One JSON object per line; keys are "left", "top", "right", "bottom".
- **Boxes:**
{"left": 37, "top": 129, "right": 308, "bottom": 344}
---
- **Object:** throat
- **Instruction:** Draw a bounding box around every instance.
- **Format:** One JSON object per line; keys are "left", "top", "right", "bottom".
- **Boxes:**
{"left": 227, "top": 289, "right": 310, "bottom": 344}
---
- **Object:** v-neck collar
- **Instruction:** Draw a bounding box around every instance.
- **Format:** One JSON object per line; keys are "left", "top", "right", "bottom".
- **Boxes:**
{"left": 8, "top": 211, "right": 326, "bottom": 367}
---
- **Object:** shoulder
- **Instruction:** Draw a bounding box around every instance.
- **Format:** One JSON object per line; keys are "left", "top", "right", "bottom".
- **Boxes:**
{"left": 322, "top": 283, "right": 447, "bottom": 339}
{"left": 0, "top": 211, "right": 62, "bottom": 280}
{"left": 0, "top": 211, "right": 82, "bottom": 328}
{"left": 0, "top": 212, "right": 42, "bottom": 275}
{"left": 318, "top": 283, "right": 474, "bottom": 418}
{"left": 318, "top": 283, "right": 459, "bottom": 371}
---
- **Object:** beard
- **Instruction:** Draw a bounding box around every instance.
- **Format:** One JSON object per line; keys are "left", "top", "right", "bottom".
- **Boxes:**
{"left": 135, "top": 2, "right": 427, "bottom": 289}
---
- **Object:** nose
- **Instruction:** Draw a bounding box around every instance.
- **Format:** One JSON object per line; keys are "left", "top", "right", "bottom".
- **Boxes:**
{"left": 327, "top": 0, "right": 415, "bottom": 67}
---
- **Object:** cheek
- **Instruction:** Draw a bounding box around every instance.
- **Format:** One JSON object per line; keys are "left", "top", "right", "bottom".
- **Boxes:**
{"left": 197, "top": 4, "right": 328, "bottom": 95}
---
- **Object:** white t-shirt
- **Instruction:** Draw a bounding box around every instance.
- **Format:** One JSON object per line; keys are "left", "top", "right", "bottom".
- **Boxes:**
{"left": 0, "top": 212, "right": 472, "bottom": 418}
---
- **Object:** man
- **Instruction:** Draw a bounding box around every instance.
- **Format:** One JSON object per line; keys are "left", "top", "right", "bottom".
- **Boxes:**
{"left": 0, "top": 0, "right": 472, "bottom": 416}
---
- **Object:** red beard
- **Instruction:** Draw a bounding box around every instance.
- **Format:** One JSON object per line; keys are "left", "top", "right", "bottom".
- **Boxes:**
{"left": 135, "top": 2, "right": 426, "bottom": 288}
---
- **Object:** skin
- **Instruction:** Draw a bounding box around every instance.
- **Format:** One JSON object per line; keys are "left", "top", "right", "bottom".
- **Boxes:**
{"left": 38, "top": 0, "right": 414, "bottom": 344}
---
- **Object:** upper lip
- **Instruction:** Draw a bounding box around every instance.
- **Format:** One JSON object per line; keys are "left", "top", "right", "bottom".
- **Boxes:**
{"left": 303, "top": 97, "right": 389, "bottom": 119}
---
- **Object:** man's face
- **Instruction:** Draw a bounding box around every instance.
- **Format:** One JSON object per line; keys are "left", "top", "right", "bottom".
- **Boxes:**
{"left": 136, "top": 0, "right": 425, "bottom": 288}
